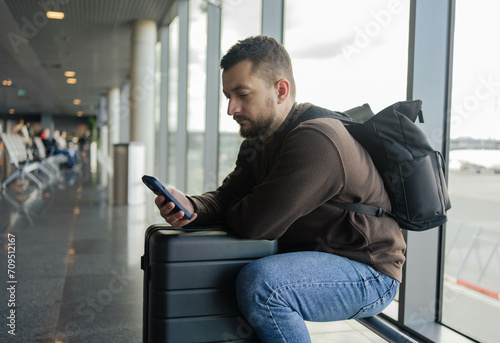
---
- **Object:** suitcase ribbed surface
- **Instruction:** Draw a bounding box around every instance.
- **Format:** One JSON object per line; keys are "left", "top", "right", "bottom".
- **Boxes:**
{"left": 142, "top": 225, "right": 277, "bottom": 343}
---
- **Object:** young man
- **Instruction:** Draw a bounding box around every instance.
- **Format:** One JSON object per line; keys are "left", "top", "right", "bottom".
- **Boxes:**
{"left": 155, "top": 35, "right": 406, "bottom": 343}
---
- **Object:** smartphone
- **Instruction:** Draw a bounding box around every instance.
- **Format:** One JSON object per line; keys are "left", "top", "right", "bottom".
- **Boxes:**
{"left": 142, "top": 175, "right": 193, "bottom": 220}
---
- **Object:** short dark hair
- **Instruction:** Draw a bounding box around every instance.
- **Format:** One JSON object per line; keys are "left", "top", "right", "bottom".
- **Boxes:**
{"left": 220, "top": 35, "right": 296, "bottom": 98}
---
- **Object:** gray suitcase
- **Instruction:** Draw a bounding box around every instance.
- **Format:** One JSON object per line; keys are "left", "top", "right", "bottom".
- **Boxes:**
{"left": 141, "top": 224, "right": 278, "bottom": 343}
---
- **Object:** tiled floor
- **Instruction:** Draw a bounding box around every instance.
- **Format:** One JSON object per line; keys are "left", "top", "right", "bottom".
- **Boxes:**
{"left": 0, "top": 161, "right": 387, "bottom": 342}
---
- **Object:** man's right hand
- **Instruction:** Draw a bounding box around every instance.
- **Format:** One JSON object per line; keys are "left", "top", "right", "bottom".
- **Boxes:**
{"left": 154, "top": 188, "right": 197, "bottom": 227}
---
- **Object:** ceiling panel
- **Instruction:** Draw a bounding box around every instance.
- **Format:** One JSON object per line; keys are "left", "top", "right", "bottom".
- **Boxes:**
{"left": 0, "top": 0, "right": 175, "bottom": 117}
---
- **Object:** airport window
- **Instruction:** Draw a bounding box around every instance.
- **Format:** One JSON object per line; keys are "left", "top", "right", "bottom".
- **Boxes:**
{"left": 218, "top": 0, "right": 261, "bottom": 185}
{"left": 154, "top": 41, "right": 162, "bottom": 178}
{"left": 168, "top": 17, "right": 180, "bottom": 186}
{"left": 442, "top": 2, "right": 500, "bottom": 342}
{"left": 187, "top": 0, "right": 208, "bottom": 194}
{"left": 284, "top": 0, "right": 410, "bottom": 113}
{"left": 284, "top": 0, "right": 410, "bottom": 322}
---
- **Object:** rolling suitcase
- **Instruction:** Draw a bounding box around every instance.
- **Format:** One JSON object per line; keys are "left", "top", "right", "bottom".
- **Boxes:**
{"left": 141, "top": 224, "right": 278, "bottom": 343}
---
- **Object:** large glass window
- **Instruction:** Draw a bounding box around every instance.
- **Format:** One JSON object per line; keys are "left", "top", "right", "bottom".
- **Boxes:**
{"left": 442, "top": 2, "right": 500, "bottom": 342}
{"left": 284, "top": 0, "right": 409, "bottom": 113}
{"left": 154, "top": 41, "right": 162, "bottom": 178}
{"left": 284, "top": 0, "right": 410, "bottom": 321}
{"left": 167, "top": 17, "right": 179, "bottom": 186}
{"left": 186, "top": 0, "right": 207, "bottom": 194}
{"left": 218, "top": 0, "right": 261, "bottom": 184}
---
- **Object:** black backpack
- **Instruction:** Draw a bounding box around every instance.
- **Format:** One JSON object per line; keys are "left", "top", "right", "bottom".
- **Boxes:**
{"left": 294, "top": 100, "right": 451, "bottom": 231}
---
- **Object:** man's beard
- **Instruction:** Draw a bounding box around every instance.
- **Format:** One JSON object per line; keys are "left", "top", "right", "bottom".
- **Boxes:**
{"left": 234, "top": 98, "right": 278, "bottom": 139}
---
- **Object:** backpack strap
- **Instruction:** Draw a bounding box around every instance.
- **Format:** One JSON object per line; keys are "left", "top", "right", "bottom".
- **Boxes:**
{"left": 328, "top": 201, "right": 396, "bottom": 220}
{"left": 288, "top": 105, "right": 354, "bottom": 133}
{"left": 290, "top": 105, "right": 397, "bottom": 222}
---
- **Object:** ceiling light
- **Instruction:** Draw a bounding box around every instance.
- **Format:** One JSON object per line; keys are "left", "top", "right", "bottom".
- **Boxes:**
{"left": 73, "top": 99, "right": 81, "bottom": 105}
{"left": 9, "top": 109, "right": 15, "bottom": 114}
{"left": 66, "top": 78, "right": 77, "bottom": 84}
{"left": 64, "top": 71, "right": 75, "bottom": 77}
{"left": 2, "top": 80, "right": 12, "bottom": 86}
{"left": 46, "top": 11, "right": 65, "bottom": 19}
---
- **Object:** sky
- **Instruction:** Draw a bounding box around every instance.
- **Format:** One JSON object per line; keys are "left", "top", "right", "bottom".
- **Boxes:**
{"left": 449, "top": 0, "right": 500, "bottom": 140}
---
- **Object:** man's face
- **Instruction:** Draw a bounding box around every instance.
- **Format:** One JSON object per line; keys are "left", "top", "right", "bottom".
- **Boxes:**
{"left": 222, "top": 60, "right": 279, "bottom": 139}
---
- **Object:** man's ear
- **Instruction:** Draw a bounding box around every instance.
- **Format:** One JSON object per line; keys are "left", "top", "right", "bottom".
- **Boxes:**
{"left": 275, "top": 78, "right": 291, "bottom": 104}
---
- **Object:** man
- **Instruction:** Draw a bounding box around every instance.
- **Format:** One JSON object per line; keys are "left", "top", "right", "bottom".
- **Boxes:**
{"left": 155, "top": 35, "right": 406, "bottom": 343}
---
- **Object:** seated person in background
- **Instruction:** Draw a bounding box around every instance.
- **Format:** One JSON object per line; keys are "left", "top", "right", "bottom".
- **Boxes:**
{"left": 154, "top": 36, "right": 406, "bottom": 343}
{"left": 40, "top": 128, "right": 77, "bottom": 167}
{"left": 53, "top": 130, "right": 68, "bottom": 149}
{"left": 12, "top": 119, "right": 32, "bottom": 146}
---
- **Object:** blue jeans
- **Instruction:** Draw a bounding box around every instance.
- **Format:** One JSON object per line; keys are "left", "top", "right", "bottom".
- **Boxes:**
{"left": 54, "top": 148, "right": 77, "bottom": 166}
{"left": 235, "top": 251, "right": 399, "bottom": 343}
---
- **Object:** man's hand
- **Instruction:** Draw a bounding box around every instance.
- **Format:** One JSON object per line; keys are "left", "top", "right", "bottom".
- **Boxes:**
{"left": 154, "top": 188, "right": 197, "bottom": 227}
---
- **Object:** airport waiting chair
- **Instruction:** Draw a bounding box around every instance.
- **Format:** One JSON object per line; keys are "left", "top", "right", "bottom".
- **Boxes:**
{"left": 33, "top": 136, "right": 64, "bottom": 179}
{"left": 1, "top": 132, "right": 43, "bottom": 191}
{"left": 1, "top": 186, "right": 40, "bottom": 228}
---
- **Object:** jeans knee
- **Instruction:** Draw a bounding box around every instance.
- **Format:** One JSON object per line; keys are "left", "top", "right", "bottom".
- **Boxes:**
{"left": 237, "top": 258, "right": 274, "bottom": 289}
{"left": 236, "top": 261, "right": 274, "bottom": 330}
{"left": 236, "top": 259, "right": 275, "bottom": 308}
{"left": 236, "top": 262, "right": 258, "bottom": 301}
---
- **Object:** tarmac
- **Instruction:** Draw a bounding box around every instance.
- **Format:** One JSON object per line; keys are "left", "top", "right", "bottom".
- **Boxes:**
{"left": 442, "top": 169, "right": 500, "bottom": 343}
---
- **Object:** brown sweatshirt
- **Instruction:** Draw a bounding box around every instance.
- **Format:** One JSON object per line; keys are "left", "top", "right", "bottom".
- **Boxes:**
{"left": 189, "top": 103, "right": 406, "bottom": 282}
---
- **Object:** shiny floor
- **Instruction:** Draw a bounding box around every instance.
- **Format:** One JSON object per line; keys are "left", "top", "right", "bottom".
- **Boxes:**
{"left": 0, "top": 161, "right": 386, "bottom": 343}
